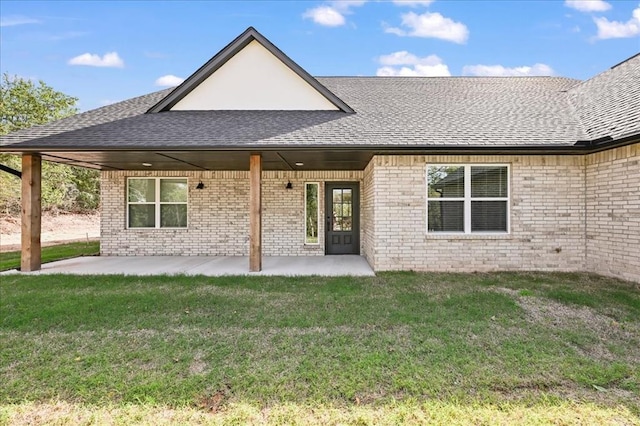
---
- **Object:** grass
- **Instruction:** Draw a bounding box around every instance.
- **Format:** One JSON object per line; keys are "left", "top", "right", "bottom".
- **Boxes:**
{"left": 0, "top": 240, "right": 99, "bottom": 271}
{"left": 1, "top": 271, "right": 639, "bottom": 424}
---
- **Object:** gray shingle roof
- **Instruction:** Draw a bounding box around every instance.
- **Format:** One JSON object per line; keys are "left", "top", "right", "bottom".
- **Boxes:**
{"left": 568, "top": 53, "right": 640, "bottom": 141}
{"left": 2, "top": 52, "right": 639, "bottom": 152}
{"left": 1, "top": 76, "right": 587, "bottom": 149}
{"left": 0, "top": 88, "right": 172, "bottom": 147}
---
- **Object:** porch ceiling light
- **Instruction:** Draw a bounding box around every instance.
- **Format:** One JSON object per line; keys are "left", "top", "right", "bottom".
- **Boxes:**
{"left": 142, "top": 162, "right": 152, "bottom": 167}
{"left": 295, "top": 162, "right": 304, "bottom": 166}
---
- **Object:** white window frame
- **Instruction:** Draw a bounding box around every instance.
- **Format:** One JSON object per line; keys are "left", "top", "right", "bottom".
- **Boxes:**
{"left": 304, "top": 182, "right": 320, "bottom": 245}
{"left": 426, "top": 164, "right": 510, "bottom": 235}
{"left": 126, "top": 177, "right": 189, "bottom": 229}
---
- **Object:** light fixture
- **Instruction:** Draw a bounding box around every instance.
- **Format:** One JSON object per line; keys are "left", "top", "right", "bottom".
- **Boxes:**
{"left": 142, "top": 162, "right": 152, "bottom": 167}
{"left": 295, "top": 162, "right": 304, "bottom": 167}
{"left": 196, "top": 181, "right": 205, "bottom": 190}
{"left": 285, "top": 181, "right": 293, "bottom": 190}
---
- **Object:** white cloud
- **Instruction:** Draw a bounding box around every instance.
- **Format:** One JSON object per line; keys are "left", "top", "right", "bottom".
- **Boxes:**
{"left": 385, "top": 11, "right": 469, "bottom": 43}
{"left": 565, "top": 0, "right": 611, "bottom": 12}
{"left": 303, "top": 6, "right": 346, "bottom": 26}
{"left": 392, "top": 0, "right": 435, "bottom": 6}
{"left": 302, "top": 1, "right": 367, "bottom": 27}
{"left": 594, "top": 6, "right": 640, "bottom": 39}
{"left": 377, "top": 51, "right": 451, "bottom": 76}
{"left": 68, "top": 52, "right": 124, "bottom": 68}
{"left": 155, "top": 74, "right": 185, "bottom": 87}
{"left": 462, "top": 63, "right": 555, "bottom": 77}
{"left": 0, "top": 15, "right": 40, "bottom": 27}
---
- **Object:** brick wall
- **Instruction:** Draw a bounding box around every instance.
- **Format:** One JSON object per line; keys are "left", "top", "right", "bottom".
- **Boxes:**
{"left": 100, "top": 145, "right": 640, "bottom": 283}
{"left": 369, "top": 155, "right": 587, "bottom": 273}
{"left": 586, "top": 143, "right": 640, "bottom": 282}
{"left": 100, "top": 170, "right": 364, "bottom": 257}
{"left": 362, "top": 161, "right": 376, "bottom": 268}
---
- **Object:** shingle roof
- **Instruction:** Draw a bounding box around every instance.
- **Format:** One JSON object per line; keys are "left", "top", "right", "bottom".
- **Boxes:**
{"left": 0, "top": 88, "right": 172, "bottom": 147}
{"left": 568, "top": 53, "right": 640, "bottom": 141}
{"left": 1, "top": 53, "right": 638, "bottom": 152}
{"left": 0, "top": 76, "right": 586, "bottom": 149}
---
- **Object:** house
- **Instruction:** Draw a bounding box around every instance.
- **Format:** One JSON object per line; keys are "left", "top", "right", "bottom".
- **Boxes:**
{"left": 1, "top": 27, "right": 638, "bottom": 282}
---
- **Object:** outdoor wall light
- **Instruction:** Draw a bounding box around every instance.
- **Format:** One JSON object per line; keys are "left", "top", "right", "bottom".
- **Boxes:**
{"left": 285, "top": 181, "right": 293, "bottom": 190}
{"left": 196, "top": 181, "right": 205, "bottom": 190}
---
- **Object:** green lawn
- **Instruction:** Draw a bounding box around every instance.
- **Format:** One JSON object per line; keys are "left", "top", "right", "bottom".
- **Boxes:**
{"left": 0, "top": 241, "right": 99, "bottom": 271}
{"left": 1, "top": 272, "right": 638, "bottom": 425}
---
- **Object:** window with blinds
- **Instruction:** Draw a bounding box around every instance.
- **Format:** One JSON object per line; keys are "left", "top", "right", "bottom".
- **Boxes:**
{"left": 427, "top": 165, "right": 509, "bottom": 234}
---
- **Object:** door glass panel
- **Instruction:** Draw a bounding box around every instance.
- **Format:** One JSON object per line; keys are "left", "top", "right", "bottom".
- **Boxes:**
{"left": 333, "top": 189, "right": 342, "bottom": 203}
{"left": 331, "top": 188, "right": 354, "bottom": 231}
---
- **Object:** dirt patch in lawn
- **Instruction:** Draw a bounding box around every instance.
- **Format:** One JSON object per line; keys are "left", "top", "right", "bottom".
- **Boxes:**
{"left": 0, "top": 212, "right": 99, "bottom": 252}
{"left": 491, "top": 287, "right": 640, "bottom": 363}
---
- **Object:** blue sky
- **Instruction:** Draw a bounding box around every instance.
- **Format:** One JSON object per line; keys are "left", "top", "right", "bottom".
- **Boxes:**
{"left": 1, "top": 0, "right": 639, "bottom": 111}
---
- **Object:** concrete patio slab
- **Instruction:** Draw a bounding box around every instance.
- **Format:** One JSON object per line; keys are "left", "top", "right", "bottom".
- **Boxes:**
{"left": 2, "top": 255, "right": 375, "bottom": 276}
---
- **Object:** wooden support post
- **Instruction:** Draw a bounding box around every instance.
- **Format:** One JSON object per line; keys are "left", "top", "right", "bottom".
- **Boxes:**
{"left": 249, "top": 154, "right": 262, "bottom": 272}
{"left": 21, "top": 153, "right": 42, "bottom": 272}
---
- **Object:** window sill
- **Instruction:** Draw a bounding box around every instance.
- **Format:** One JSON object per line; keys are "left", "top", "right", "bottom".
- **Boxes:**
{"left": 126, "top": 227, "right": 189, "bottom": 231}
{"left": 425, "top": 233, "right": 511, "bottom": 240}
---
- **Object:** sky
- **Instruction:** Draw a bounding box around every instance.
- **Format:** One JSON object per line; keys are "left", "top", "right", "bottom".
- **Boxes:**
{"left": 1, "top": 0, "right": 639, "bottom": 111}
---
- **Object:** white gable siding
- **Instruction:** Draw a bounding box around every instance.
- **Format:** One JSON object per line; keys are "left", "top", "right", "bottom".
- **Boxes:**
{"left": 170, "top": 40, "right": 339, "bottom": 111}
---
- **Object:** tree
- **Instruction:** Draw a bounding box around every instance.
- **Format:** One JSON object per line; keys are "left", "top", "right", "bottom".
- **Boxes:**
{"left": 0, "top": 74, "right": 99, "bottom": 214}
{"left": 0, "top": 73, "right": 78, "bottom": 134}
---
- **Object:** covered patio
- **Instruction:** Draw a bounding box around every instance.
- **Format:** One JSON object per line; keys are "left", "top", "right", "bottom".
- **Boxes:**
{"left": 2, "top": 255, "right": 375, "bottom": 277}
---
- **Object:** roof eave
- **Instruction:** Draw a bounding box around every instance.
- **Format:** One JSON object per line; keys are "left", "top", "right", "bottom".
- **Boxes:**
{"left": 2, "top": 138, "right": 638, "bottom": 156}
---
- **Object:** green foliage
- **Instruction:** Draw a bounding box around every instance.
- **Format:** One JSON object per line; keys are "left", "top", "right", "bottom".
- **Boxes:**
{"left": 0, "top": 73, "right": 78, "bottom": 134}
{"left": 0, "top": 74, "right": 99, "bottom": 214}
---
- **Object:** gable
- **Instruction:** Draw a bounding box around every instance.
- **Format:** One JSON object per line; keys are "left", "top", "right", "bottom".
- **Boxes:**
{"left": 170, "top": 40, "right": 339, "bottom": 111}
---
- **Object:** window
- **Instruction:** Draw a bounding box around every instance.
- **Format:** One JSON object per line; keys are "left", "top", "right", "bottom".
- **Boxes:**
{"left": 127, "top": 178, "right": 188, "bottom": 228}
{"left": 427, "top": 165, "right": 509, "bottom": 234}
{"left": 305, "top": 182, "right": 319, "bottom": 244}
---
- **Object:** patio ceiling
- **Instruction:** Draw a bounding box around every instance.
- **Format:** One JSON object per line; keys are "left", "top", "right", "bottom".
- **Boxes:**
{"left": 38, "top": 149, "right": 375, "bottom": 171}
